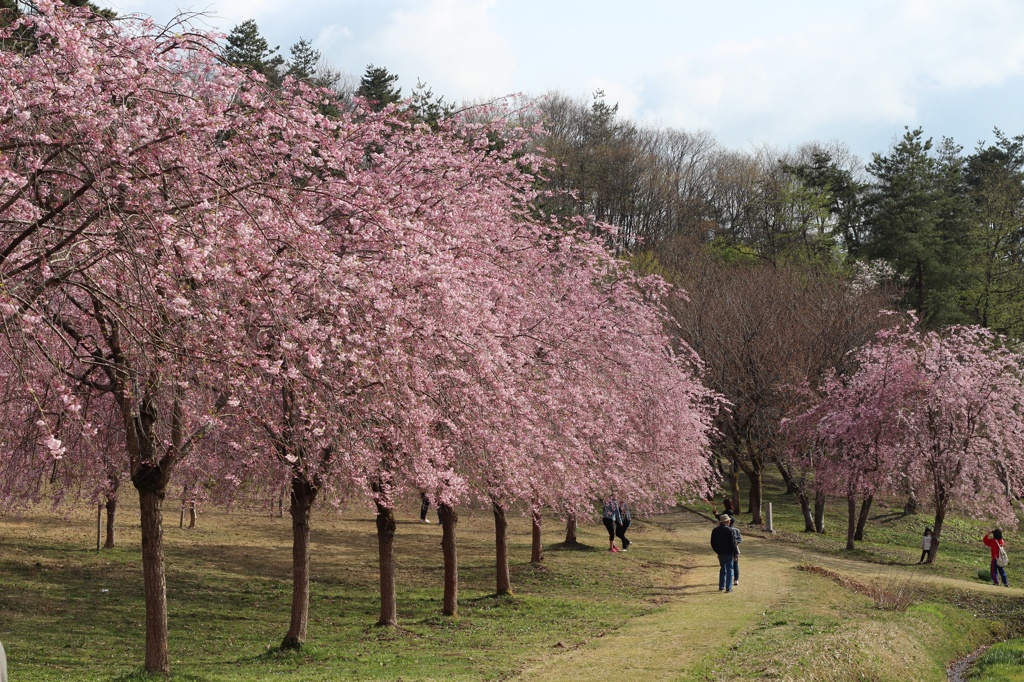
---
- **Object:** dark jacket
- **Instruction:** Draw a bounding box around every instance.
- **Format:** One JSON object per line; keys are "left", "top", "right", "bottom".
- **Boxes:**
{"left": 711, "top": 524, "right": 738, "bottom": 555}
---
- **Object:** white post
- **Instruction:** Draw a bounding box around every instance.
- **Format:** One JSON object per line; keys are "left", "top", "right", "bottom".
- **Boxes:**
{"left": 766, "top": 502, "right": 774, "bottom": 534}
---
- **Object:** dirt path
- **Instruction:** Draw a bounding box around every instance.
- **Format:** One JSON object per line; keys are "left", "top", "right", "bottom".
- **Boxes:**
{"left": 514, "top": 509, "right": 1019, "bottom": 681}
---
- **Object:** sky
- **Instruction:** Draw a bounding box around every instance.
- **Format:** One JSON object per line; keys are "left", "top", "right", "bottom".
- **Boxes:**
{"left": 104, "top": 0, "right": 1024, "bottom": 165}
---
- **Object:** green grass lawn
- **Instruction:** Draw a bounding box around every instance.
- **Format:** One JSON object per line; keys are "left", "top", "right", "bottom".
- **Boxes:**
{"left": 0, "top": 474, "right": 1021, "bottom": 680}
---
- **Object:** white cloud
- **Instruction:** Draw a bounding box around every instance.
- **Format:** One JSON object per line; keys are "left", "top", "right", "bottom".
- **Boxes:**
{"left": 368, "top": 0, "right": 517, "bottom": 97}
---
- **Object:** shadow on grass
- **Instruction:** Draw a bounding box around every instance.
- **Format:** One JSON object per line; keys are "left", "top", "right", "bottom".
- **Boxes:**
{"left": 547, "top": 541, "right": 598, "bottom": 552}
{"left": 110, "top": 669, "right": 208, "bottom": 681}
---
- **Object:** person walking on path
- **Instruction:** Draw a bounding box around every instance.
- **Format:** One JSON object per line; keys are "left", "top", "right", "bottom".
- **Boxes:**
{"left": 419, "top": 492, "right": 432, "bottom": 523}
{"left": 615, "top": 501, "right": 632, "bottom": 551}
{"left": 984, "top": 528, "right": 1009, "bottom": 586}
{"left": 711, "top": 514, "right": 739, "bottom": 592}
{"left": 918, "top": 527, "right": 932, "bottom": 563}
{"left": 602, "top": 496, "right": 622, "bottom": 552}
{"left": 729, "top": 517, "right": 742, "bottom": 585}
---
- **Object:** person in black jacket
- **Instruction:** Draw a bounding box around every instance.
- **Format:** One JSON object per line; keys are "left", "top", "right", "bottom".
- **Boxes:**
{"left": 711, "top": 514, "right": 739, "bottom": 592}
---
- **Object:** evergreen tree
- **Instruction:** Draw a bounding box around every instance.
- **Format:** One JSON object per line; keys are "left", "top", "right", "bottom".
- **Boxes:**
{"left": 862, "top": 128, "right": 971, "bottom": 327}
{"left": 410, "top": 79, "right": 453, "bottom": 128}
{"left": 222, "top": 20, "right": 284, "bottom": 85}
{"left": 357, "top": 64, "right": 401, "bottom": 111}
{"left": 960, "top": 130, "right": 1024, "bottom": 336}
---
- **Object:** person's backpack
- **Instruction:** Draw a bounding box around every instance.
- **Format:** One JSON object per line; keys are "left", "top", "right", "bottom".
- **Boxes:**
{"left": 997, "top": 545, "right": 1009, "bottom": 568}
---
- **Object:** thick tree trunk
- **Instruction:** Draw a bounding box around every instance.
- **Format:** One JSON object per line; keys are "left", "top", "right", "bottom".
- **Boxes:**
{"left": 281, "top": 476, "right": 317, "bottom": 649}
{"left": 854, "top": 495, "right": 873, "bottom": 542}
{"left": 814, "top": 489, "right": 826, "bottom": 533}
{"left": 927, "top": 504, "right": 946, "bottom": 564}
{"left": 797, "top": 490, "right": 814, "bottom": 533}
{"left": 531, "top": 510, "right": 543, "bottom": 564}
{"left": 564, "top": 515, "right": 577, "bottom": 544}
{"left": 439, "top": 504, "right": 459, "bottom": 616}
{"left": 104, "top": 494, "right": 117, "bottom": 549}
{"left": 493, "top": 501, "right": 512, "bottom": 596}
{"left": 904, "top": 491, "right": 918, "bottom": 515}
{"left": 187, "top": 501, "right": 196, "bottom": 529}
{"left": 375, "top": 501, "right": 398, "bottom": 627}
{"left": 135, "top": 478, "right": 170, "bottom": 675}
{"left": 845, "top": 495, "right": 856, "bottom": 550}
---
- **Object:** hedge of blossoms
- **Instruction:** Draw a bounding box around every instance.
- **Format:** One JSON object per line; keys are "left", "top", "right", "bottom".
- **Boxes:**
{"left": 0, "top": 3, "right": 718, "bottom": 674}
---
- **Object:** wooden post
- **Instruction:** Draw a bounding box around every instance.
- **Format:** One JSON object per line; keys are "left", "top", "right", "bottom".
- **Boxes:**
{"left": 766, "top": 502, "right": 774, "bottom": 534}
{"left": 96, "top": 502, "right": 102, "bottom": 551}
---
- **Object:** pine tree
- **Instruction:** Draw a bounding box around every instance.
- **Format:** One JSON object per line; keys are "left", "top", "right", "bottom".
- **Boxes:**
{"left": 357, "top": 64, "right": 401, "bottom": 111}
{"left": 222, "top": 20, "right": 284, "bottom": 85}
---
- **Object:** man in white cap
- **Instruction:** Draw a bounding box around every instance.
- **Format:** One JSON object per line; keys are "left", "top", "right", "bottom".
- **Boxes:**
{"left": 710, "top": 514, "right": 739, "bottom": 592}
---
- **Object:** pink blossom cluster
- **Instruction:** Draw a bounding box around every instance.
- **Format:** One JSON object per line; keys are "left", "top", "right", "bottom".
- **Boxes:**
{"left": 0, "top": 3, "right": 716, "bottom": 518}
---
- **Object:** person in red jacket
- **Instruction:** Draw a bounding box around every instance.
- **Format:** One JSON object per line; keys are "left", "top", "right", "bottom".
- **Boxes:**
{"left": 983, "top": 528, "right": 1009, "bottom": 587}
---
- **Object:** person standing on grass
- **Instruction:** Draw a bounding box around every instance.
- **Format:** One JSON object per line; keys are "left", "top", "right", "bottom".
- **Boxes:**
{"left": 615, "top": 500, "right": 632, "bottom": 551}
{"left": 602, "top": 495, "right": 622, "bottom": 552}
{"left": 984, "top": 528, "right": 1009, "bottom": 586}
{"left": 729, "top": 517, "right": 742, "bottom": 585}
{"left": 918, "top": 527, "right": 932, "bottom": 564}
{"left": 711, "top": 514, "right": 739, "bottom": 592}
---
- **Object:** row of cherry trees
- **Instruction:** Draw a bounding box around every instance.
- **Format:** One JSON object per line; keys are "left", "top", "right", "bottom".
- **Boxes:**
{"left": 786, "top": 318, "right": 1024, "bottom": 562}
{"left": 0, "top": 4, "right": 717, "bottom": 674}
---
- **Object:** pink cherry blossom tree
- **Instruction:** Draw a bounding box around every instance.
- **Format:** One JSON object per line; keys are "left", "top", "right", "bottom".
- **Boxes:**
{"left": 788, "top": 321, "right": 1024, "bottom": 561}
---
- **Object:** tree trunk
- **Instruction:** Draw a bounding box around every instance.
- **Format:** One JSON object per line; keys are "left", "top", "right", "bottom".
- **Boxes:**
{"left": 188, "top": 501, "right": 197, "bottom": 529}
{"left": 904, "top": 490, "right": 918, "bottom": 515}
{"left": 747, "top": 469, "right": 763, "bottom": 525}
{"left": 439, "top": 504, "right": 459, "bottom": 617}
{"left": 104, "top": 494, "right": 117, "bottom": 549}
{"left": 375, "top": 501, "right": 398, "bottom": 627}
{"left": 845, "top": 495, "right": 856, "bottom": 550}
{"left": 281, "top": 476, "right": 317, "bottom": 649}
{"left": 927, "top": 504, "right": 946, "bottom": 564}
{"left": 493, "top": 501, "right": 512, "bottom": 596}
{"left": 531, "top": 510, "right": 543, "bottom": 564}
{"left": 564, "top": 515, "right": 577, "bottom": 544}
{"left": 136, "top": 478, "right": 170, "bottom": 675}
{"left": 814, "top": 489, "right": 826, "bottom": 534}
{"left": 854, "top": 495, "right": 873, "bottom": 542}
{"left": 776, "top": 463, "right": 813, "bottom": 532}
{"left": 796, "top": 489, "right": 814, "bottom": 533}
{"left": 728, "top": 459, "right": 741, "bottom": 519}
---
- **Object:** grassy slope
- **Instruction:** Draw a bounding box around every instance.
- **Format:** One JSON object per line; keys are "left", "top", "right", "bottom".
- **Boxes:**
{"left": 0, "top": 474, "right": 1020, "bottom": 681}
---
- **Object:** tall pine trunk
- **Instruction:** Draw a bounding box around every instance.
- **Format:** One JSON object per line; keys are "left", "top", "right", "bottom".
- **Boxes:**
{"left": 439, "top": 504, "right": 459, "bottom": 616}
{"left": 845, "top": 495, "right": 856, "bottom": 550}
{"left": 531, "top": 510, "right": 543, "bottom": 564}
{"left": 814, "top": 489, "right": 826, "bottom": 533}
{"left": 375, "top": 501, "right": 397, "bottom": 626}
{"left": 133, "top": 466, "right": 170, "bottom": 675}
{"left": 492, "top": 501, "right": 512, "bottom": 596}
{"left": 854, "top": 495, "right": 873, "bottom": 541}
{"left": 281, "top": 476, "right": 317, "bottom": 649}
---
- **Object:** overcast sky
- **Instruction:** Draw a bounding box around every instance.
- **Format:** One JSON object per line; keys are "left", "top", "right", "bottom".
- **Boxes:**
{"left": 105, "top": 0, "right": 1024, "bottom": 164}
